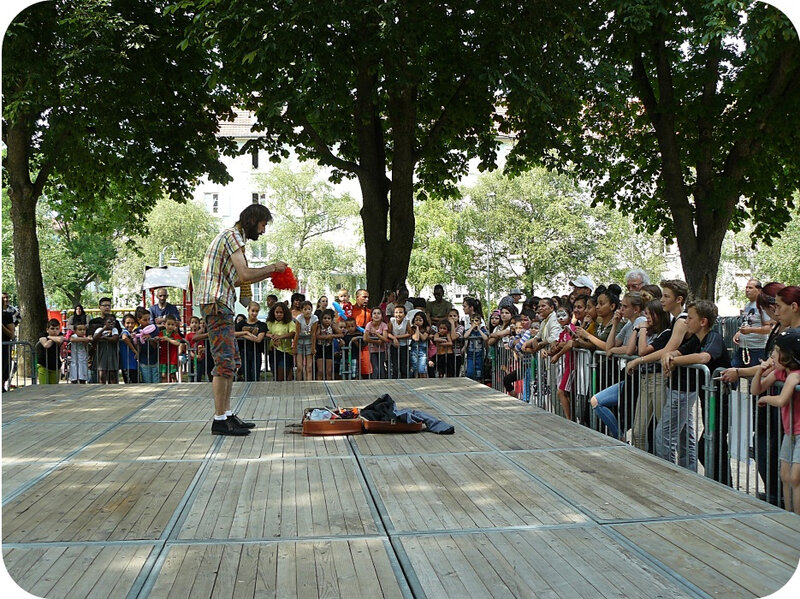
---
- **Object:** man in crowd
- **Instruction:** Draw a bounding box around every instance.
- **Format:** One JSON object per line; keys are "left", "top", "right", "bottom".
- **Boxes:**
{"left": 351, "top": 289, "right": 371, "bottom": 329}
{"left": 569, "top": 276, "right": 594, "bottom": 299}
{"left": 498, "top": 288, "right": 524, "bottom": 312}
{"left": 199, "top": 204, "right": 287, "bottom": 436}
{"left": 426, "top": 284, "right": 454, "bottom": 326}
{"left": 149, "top": 287, "right": 181, "bottom": 327}
{"left": 625, "top": 269, "right": 650, "bottom": 292}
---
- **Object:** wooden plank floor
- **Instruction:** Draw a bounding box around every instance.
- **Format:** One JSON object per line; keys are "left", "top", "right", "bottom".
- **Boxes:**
{"left": 2, "top": 378, "right": 798, "bottom": 598}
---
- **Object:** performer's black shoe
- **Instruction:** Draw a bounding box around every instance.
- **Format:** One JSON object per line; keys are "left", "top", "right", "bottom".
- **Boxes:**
{"left": 229, "top": 413, "right": 256, "bottom": 429}
{"left": 211, "top": 418, "right": 250, "bottom": 436}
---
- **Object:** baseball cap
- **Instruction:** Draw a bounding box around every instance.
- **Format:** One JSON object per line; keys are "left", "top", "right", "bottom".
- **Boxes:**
{"left": 775, "top": 329, "right": 800, "bottom": 363}
{"left": 570, "top": 276, "right": 594, "bottom": 290}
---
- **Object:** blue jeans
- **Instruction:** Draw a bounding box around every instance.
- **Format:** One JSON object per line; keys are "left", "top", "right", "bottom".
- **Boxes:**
{"left": 466, "top": 350, "right": 483, "bottom": 380}
{"left": 592, "top": 382, "right": 621, "bottom": 438}
{"left": 655, "top": 389, "right": 697, "bottom": 470}
{"left": 139, "top": 363, "right": 160, "bottom": 383}
{"left": 410, "top": 345, "right": 427, "bottom": 376}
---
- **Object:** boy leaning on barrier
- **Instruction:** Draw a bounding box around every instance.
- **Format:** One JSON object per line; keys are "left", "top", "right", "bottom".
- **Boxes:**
{"left": 37, "top": 319, "right": 65, "bottom": 384}
{"left": 657, "top": 300, "right": 731, "bottom": 481}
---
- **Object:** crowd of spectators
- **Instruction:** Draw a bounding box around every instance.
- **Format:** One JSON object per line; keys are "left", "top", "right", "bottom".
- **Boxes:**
{"left": 4, "top": 270, "right": 800, "bottom": 513}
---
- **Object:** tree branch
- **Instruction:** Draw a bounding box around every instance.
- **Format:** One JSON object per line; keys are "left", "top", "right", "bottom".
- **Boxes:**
{"left": 721, "top": 44, "right": 800, "bottom": 184}
{"left": 416, "top": 74, "right": 472, "bottom": 162}
{"left": 289, "top": 110, "right": 364, "bottom": 178}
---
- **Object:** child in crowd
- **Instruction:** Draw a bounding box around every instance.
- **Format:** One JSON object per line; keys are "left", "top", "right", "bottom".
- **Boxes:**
{"left": 119, "top": 313, "right": 139, "bottom": 384}
{"left": 315, "top": 308, "right": 342, "bottom": 380}
{"left": 753, "top": 329, "right": 800, "bottom": 514}
{"left": 236, "top": 301, "right": 267, "bottom": 381}
{"left": 433, "top": 319, "right": 455, "bottom": 377}
{"left": 657, "top": 300, "right": 730, "bottom": 477}
{"left": 158, "top": 314, "right": 185, "bottom": 383}
{"left": 447, "top": 309, "right": 465, "bottom": 376}
{"left": 266, "top": 302, "right": 295, "bottom": 381}
{"left": 340, "top": 317, "right": 362, "bottom": 379}
{"left": 365, "top": 306, "right": 390, "bottom": 379}
{"left": 409, "top": 311, "right": 430, "bottom": 378}
{"left": 333, "top": 288, "right": 354, "bottom": 322}
{"left": 37, "top": 319, "right": 64, "bottom": 384}
{"left": 293, "top": 300, "right": 318, "bottom": 381}
{"left": 486, "top": 310, "right": 502, "bottom": 380}
{"left": 572, "top": 295, "right": 589, "bottom": 328}
{"left": 93, "top": 315, "right": 120, "bottom": 384}
{"left": 186, "top": 316, "right": 202, "bottom": 381}
{"left": 68, "top": 322, "right": 90, "bottom": 384}
{"left": 463, "top": 315, "right": 488, "bottom": 381}
{"left": 135, "top": 308, "right": 160, "bottom": 383}
{"left": 503, "top": 315, "right": 533, "bottom": 398}
{"left": 388, "top": 305, "right": 411, "bottom": 378}
{"left": 550, "top": 305, "right": 577, "bottom": 420}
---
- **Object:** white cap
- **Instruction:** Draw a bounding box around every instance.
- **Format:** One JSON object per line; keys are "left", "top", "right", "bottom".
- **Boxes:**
{"left": 570, "top": 276, "right": 594, "bottom": 290}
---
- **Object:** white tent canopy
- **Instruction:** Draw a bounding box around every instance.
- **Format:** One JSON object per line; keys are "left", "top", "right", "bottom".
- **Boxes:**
{"left": 141, "top": 265, "right": 193, "bottom": 291}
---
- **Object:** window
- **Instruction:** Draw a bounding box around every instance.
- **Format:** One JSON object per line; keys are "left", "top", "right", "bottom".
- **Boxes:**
{"left": 251, "top": 148, "right": 259, "bottom": 169}
{"left": 252, "top": 192, "right": 267, "bottom": 205}
{"left": 252, "top": 281, "right": 263, "bottom": 302}
{"left": 205, "top": 193, "right": 219, "bottom": 214}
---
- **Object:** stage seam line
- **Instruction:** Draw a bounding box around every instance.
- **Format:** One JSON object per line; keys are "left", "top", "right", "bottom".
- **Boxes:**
{"left": 602, "top": 526, "right": 712, "bottom": 599}
{"left": 324, "top": 380, "right": 421, "bottom": 599}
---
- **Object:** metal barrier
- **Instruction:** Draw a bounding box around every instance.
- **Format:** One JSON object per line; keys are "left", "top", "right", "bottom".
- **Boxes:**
{"left": 2, "top": 341, "right": 36, "bottom": 391}
{"left": 715, "top": 315, "right": 742, "bottom": 357}
{"left": 14, "top": 317, "right": 800, "bottom": 509}
{"left": 716, "top": 373, "right": 797, "bottom": 508}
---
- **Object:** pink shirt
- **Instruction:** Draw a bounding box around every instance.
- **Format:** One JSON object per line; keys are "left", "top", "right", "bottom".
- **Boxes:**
{"left": 775, "top": 369, "right": 800, "bottom": 436}
{"left": 365, "top": 321, "right": 388, "bottom": 353}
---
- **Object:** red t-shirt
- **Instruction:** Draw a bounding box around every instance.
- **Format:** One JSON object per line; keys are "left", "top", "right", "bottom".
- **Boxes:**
{"left": 158, "top": 330, "right": 183, "bottom": 366}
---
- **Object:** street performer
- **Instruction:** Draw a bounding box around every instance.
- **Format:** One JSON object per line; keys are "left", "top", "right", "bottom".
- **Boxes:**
{"left": 198, "top": 204, "right": 287, "bottom": 435}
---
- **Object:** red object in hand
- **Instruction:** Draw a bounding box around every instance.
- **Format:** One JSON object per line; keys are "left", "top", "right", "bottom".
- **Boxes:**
{"left": 270, "top": 266, "right": 297, "bottom": 290}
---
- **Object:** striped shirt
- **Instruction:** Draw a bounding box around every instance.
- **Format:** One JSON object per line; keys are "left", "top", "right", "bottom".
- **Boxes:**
{"left": 198, "top": 226, "right": 246, "bottom": 310}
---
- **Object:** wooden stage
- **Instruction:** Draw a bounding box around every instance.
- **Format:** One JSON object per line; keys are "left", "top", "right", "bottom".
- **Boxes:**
{"left": 2, "top": 378, "right": 798, "bottom": 598}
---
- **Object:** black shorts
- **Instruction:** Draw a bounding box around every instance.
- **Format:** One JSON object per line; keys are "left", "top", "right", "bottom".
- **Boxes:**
{"left": 316, "top": 344, "right": 334, "bottom": 360}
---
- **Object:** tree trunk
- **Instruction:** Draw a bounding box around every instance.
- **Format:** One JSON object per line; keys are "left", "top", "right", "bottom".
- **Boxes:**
{"left": 9, "top": 186, "right": 48, "bottom": 347}
{"left": 677, "top": 235, "right": 722, "bottom": 302}
{"left": 6, "top": 119, "right": 48, "bottom": 348}
{"left": 385, "top": 89, "right": 416, "bottom": 302}
{"left": 671, "top": 189, "right": 731, "bottom": 302}
{"left": 359, "top": 169, "right": 390, "bottom": 308}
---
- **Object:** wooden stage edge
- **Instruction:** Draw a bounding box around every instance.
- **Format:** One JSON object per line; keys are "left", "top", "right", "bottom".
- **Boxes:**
{"left": 2, "top": 378, "right": 799, "bottom": 599}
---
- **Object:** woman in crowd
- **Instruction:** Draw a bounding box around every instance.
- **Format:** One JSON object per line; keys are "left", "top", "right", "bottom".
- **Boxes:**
{"left": 626, "top": 300, "right": 674, "bottom": 449}
{"left": 721, "top": 282, "right": 786, "bottom": 504}
{"left": 314, "top": 296, "right": 329, "bottom": 321}
{"left": 379, "top": 290, "right": 396, "bottom": 323}
{"left": 67, "top": 305, "right": 87, "bottom": 331}
{"left": 574, "top": 290, "right": 619, "bottom": 351}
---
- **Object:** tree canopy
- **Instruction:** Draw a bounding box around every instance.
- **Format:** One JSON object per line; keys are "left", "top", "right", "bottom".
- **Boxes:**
{"left": 178, "top": 0, "right": 586, "bottom": 305}
{"left": 250, "top": 163, "right": 364, "bottom": 300}
{"left": 504, "top": 0, "right": 800, "bottom": 299}
{"left": 111, "top": 197, "right": 221, "bottom": 307}
{"left": 408, "top": 167, "right": 667, "bottom": 307}
{"left": 2, "top": 0, "right": 231, "bottom": 344}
